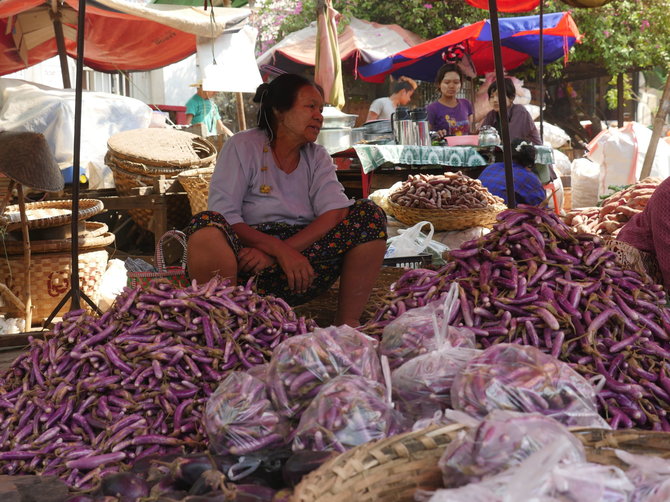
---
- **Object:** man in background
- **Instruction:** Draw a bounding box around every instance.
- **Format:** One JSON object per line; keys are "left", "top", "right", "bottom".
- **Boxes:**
{"left": 185, "top": 82, "right": 233, "bottom": 137}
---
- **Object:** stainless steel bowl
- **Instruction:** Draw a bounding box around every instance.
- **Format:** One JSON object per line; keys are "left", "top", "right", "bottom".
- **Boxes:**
{"left": 321, "top": 106, "right": 358, "bottom": 129}
{"left": 316, "top": 127, "right": 351, "bottom": 154}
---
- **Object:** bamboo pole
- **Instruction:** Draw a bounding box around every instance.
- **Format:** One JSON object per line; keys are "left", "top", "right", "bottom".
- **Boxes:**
{"left": 640, "top": 71, "right": 670, "bottom": 180}
{"left": 236, "top": 92, "right": 247, "bottom": 131}
{"left": 16, "top": 184, "right": 31, "bottom": 329}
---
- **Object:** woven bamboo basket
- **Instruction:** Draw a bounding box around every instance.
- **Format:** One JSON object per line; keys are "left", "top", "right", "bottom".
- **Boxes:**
{"left": 0, "top": 222, "right": 114, "bottom": 255}
{"left": 604, "top": 237, "right": 662, "bottom": 285}
{"left": 293, "top": 425, "right": 670, "bottom": 502}
{"left": 109, "top": 162, "right": 192, "bottom": 233}
{"left": 0, "top": 248, "right": 109, "bottom": 323}
{"left": 177, "top": 166, "right": 214, "bottom": 215}
{"left": 388, "top": 200, "right": 506, "bottom": 231}
{"left": 294, "top": 266, "right": 406, "bottom": 328}
{"left": 0, "top": 199, "right": 104, "bottom": 232}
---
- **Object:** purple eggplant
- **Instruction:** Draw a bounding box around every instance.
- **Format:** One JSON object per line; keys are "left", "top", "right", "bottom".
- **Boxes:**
{"left": 100, "top": 471, "right": 150, "bottom": 499}
{"left": 282, "top": 450, "right": 334, "bottom": 487}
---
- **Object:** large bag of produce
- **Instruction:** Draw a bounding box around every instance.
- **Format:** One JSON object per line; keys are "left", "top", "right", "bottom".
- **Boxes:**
{"left": 267, "top": 325, "right": 382, "bottom": 420}
{"left": 380, "top": 284, "right": 475, "bottom": 370}
{"left": 204, "top": 371, "right": 288, "bottom": 455}
{"left": 617, "top": 450, "right": 670, "bottom": 502}
{"left": 451, "top": 343, "right": 609, "bottom": 428}
{"left": 438, "top": 410, "right": 586, "bottom": 487}
{"left": 291, "top": 375, "right": 403, "bottom": 453}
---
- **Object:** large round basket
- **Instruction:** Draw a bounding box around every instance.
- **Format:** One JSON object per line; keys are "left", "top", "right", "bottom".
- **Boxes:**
{"left": 0, "top": 199, "right": 104, "bottom": 232}
{"left": 388, "top": 200, "right": 506, "bottom": 231}
{"left": 177, "top": 166, "right": 214, "bottom": 215}
{"left": 293, "top": 425, "right": 670, "bottom": 502}
{"left": 106, "top": 129, "right": 216, "bottom": 233}
{"left": 0, "top": 222, "right": 114, "bottom": 255}
{"left": 0, "top": 248, "right": 109, "bottom": 323}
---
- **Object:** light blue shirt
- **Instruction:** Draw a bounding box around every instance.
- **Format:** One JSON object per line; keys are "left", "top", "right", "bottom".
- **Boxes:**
{"left": 208, "top": 128, "right": 353, "bottom": 226}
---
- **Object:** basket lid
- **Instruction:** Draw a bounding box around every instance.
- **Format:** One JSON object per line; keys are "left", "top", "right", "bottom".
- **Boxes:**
{"left": 0, "top": 131, "right": 63, "bottom": 192}
{"left": 0, "top": 199, "right": 104, "bottom": 232}
{"left": 0, "top": 221, "right": 114, "bottom": 255}
{"left": 107, "top": 129, "right": 216, "bottom": 166}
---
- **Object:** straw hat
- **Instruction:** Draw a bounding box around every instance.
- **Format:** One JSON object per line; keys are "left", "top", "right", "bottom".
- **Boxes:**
{"left": 0, "top": 131, "right": 63, "bottom": 192}
{"left": 189, "top": 81, "right": 203, "bottom": 87}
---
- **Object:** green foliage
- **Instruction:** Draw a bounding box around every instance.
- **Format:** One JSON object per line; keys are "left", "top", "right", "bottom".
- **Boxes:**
{"left": 604, "top": 74, "right": 633, "bottom": 110}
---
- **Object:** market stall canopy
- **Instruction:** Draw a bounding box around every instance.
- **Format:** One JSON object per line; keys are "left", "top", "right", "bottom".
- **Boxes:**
{"left": 256, "top": 17, "right": 424, "bottom": 71}
{"left": 0, "top": 0, "right": 251, "bottom": 75}
{"left": 464, "top": 0, "right": 540, "bottom": 12}
{"left": 358, "top": 12, "right": 581, "bottom": 83}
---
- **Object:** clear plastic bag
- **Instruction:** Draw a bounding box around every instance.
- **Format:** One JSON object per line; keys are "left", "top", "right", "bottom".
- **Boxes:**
{"left": 380, "top": 286, "right": 475, "bottom": 370}
{"left": 438, "top": 410, "right": 586, "bottom": 487}
{"left": 291, "top": 375, "right": 403, "bottom": 453}
{"left": 268, "top": 325, "right": 382, "bottom": 420}
{"left": 451, "top": 343, "right": 609, "bottom": 428}
{"left": 617, "top": 450, "right": 670, "bottom": 502}
{"left": 204, "top": 371, "right": 287, "bottom": 455}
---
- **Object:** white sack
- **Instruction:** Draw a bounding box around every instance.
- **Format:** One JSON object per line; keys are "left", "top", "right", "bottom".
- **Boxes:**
{"left": 571, "top": 158, "right": 601, "bottom": 209}
{"left": 552, "top": 149, "right": 572, "bottom": 177}
{"left": 537, "top": 122, "right": 571, "bottom": 149}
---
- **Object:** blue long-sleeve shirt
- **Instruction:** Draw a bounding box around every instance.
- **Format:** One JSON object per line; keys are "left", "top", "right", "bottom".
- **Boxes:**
{"left": 478, "top": 161, "right": 546, "bottom": 206}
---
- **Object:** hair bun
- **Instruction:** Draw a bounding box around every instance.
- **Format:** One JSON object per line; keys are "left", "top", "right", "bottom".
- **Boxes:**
{"left": 253, "top": 82, "right": 271, "bottom": 103}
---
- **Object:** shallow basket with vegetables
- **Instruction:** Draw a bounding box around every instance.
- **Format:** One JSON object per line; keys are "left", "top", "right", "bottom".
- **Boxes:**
{"left": 363, "top": 205, "right": 670, "bottom": 431}
{"left": 387, "top": 172, "right": 506, "bottom": 231}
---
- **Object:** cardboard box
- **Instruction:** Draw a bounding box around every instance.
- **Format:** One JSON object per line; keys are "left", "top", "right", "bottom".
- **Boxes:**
{"left": 12, "top": 7, "right": 77, "bottom": 64}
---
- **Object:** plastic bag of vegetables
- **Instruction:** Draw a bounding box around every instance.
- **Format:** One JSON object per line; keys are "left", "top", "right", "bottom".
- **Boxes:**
{"left": 291, "top": 375, "right": 403, "bottom": 453}
{"left": 380, "top": 284, "right": 475, "bottom": 370}
{"left": 267, "top": 325, "right": 382, "bottom": 420}
{"left": 392, "top": 346, "right": 481, "bottom": 421}
{"left": 616, "top": 450, "right": 670, "bottom": 502}
{"left": 439, "top": 410, "right": 586, "bottom": 487}
{"left": 204, "top": 371, "right": 288, "bottom": 455}
{"left": 451, "top": 343, "right": 609, "bottom": 428}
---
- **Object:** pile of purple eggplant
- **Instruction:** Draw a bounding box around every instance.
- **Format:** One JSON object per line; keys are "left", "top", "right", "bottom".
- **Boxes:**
{"left": 364, "top": 206, "right": 670, "bottom": 430}
{"left": 0, "top": 277, "right": 314, "bottom": 491}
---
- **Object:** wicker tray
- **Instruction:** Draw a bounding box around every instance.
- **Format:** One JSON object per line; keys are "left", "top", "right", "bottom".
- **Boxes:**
{"left": 0, "top": 199, "right": 104, "bottom": 232}
{"left": 388, "top": 200, "right": 506, "bottom": 231}
{"left": 177, "top": 166, "right": 214, "bottom": 215}
{"left": 0, "top": 248, "right": 108, "bottom": 324}
{"left": 293, "top": 425, "right": 670, "bottom": 502}
{"left": 0, "top": 222, "right": 114, "bottom": 255}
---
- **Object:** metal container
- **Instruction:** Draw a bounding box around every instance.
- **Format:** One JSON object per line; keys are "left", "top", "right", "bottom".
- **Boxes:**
{"left": 350, "top": 127, "right": 366, "bottom": 145}
{"left": 316, "top": 127, "right": 351, "bottom": 154}
{"left": 321, "top": 106, "right": 358, "bottom": 129}
{"left": 363, "top": 119, "right": 392, "bottom": 134}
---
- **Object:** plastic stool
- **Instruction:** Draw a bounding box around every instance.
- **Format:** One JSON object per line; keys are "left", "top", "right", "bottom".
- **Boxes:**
{"left": 544, "top": 182, "right": 560, "bottom": 215}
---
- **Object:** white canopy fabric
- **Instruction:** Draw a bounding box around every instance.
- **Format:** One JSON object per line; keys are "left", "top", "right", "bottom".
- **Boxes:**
{"left": 257, "top": 17, "right": 424, "bottom": 68}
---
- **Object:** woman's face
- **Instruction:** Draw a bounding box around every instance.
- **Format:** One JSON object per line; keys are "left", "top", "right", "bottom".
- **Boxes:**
{"left": 489, "top": 90, "right": 514, "bottom": 112}
{"left": 438, "top": 71, "right": 462, "bottom": 99}
{"left": 276, "top": 85, "right": 324, "bottom": 144}
{"left": 398, "top": 88, "right": 414, "bottom": 106}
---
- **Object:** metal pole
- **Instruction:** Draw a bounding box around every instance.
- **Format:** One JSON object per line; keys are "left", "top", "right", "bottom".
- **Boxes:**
{"left": 538, "top": 1, "right": 544, "bottom": 143}
{"left": 488, "top": 0, "right": 516, "bottom": 208}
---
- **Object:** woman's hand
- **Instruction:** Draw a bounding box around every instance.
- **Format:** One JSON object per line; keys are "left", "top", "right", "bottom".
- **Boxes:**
{"left": 238, "top": 247, "right": 275, "bottom": 274}
{"left": 275, "top": 245, "right": 315, "bottom": 294}
{"left": 436, "top": 128, "right": 448, "bottom": 139}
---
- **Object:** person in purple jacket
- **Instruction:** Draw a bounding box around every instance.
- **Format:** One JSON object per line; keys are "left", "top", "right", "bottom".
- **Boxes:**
{"left": 185, "top": 74, "right": 387, "bottom": 327}
{"left": 426, "top": 64, "right": 474, "bottom": 139}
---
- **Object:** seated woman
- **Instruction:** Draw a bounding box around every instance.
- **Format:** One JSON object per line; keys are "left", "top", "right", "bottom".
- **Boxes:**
{"left": 426, "top": 64, "right": 473, "bottom": 138}
{"left": 616, "top": 178, "right": 670, "bottom": 290}
{"left": 366, "top": 76, "right": 417, "bottom": 121}
{"left": 478, "top": 138, "right": 546, "bottom": 206}
{"left": 185, "top": 74, "right": 387, "bottom": 328}
{"left": 480, "top": 77, "right": 541, "bottom": 145}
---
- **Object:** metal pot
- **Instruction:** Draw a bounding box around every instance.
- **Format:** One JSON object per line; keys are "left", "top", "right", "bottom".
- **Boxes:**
{"left": 321, "top": 106, "right": 358, "bottom": 129}
{"left": 316, "top": 127, "right": 351, "bottom": 154}
{"left": 350, "top": 127, "right": 366, "bottom": 145}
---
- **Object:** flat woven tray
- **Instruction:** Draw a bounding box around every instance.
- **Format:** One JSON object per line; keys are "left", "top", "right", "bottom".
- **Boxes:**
{"left": 0, "top": 221, "right": 114, "bottom": 255}
{"left": 293, "top": 425, "right": 670, "bottom": 502}
{"left": 0, "top": 199, "right": 104, "bottom": 232}
{"left": 388, "top": 200, "right": 506, "bottom": 231}
{"left": 177, "top": 166, "right": 214, "bottom": 215}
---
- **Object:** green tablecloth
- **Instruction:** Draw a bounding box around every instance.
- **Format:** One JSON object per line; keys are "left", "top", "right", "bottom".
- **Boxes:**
{"left": 351, "top": 144, "right": 554, "bottom": 175}
{"left": 352, "top": 144, "right": 488, "bottom": 174}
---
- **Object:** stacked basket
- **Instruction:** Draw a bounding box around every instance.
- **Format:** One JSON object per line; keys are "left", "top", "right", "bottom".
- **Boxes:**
{"left": 106, "top": 128, "right": 217, "bottom": 232}
{"left": 177, "top": 166, "right": 215, "bottom": 215}
{"left": 0, "top": 199, "right": 113, "bottom": 323}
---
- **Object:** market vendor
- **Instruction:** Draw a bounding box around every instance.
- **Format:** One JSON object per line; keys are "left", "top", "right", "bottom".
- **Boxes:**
{"left": 479, "top": 78, "right": 541, "bottom": 145}
{"left": 185, "top": 82, "right": 233, "bottom": 137}
{"left": 426, "top": 64, "right": 474, "bottom": 138}
{"left": 616, "top": 177, "right": 670, "bottom": 291}
{"left": 185, "top": 73, "right": 388, "bottom": 327}
{"left": 366, "top": 76, "right": 417, "bottom": 121}
{"left": 478, "top": 138, "right": 546, "bottom": 206}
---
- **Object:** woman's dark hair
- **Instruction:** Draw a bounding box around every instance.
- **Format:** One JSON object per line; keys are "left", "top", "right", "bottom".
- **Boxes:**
{"left": 487, "top": 77, "right": 516, "bottom": 100}
{"left": 434, "top": 64, "right": 463, "bottom": 85}
{"left": 511, "top": 138, "right": 536, "bottom": 168}
{"left": 253, "top": 74, "right": 322, "bottom": 137}
{"left": 391, "top": 76, "right": 417, "bottom": 94}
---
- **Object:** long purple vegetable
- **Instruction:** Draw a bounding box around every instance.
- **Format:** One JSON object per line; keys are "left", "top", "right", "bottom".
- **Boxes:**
{"left": 363, "top": 205, "right": 670, "bottom": 430}
{"left": 0, "top": 277, "right": 314, "bottom": 490}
